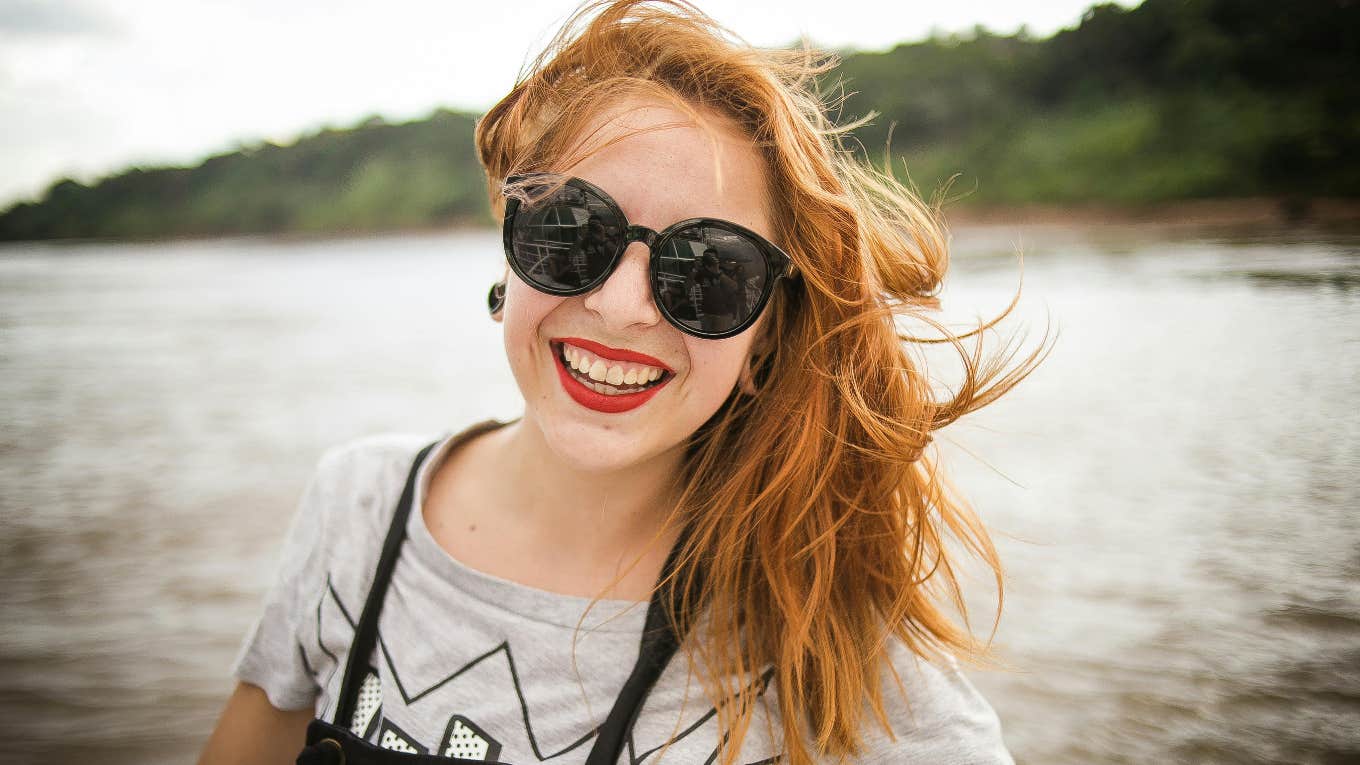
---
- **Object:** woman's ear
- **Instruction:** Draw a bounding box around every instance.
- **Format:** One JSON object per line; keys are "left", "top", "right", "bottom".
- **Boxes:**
{"left": 487, "top": 280, "right": 506, "bottom": 322}
{"left": 487, "top": 266, "right": 511, "bottom": 323}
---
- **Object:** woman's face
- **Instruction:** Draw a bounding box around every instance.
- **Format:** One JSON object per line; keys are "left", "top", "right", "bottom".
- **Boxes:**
{"left": 500, "top": 95, "right": 774, "bottom": 474}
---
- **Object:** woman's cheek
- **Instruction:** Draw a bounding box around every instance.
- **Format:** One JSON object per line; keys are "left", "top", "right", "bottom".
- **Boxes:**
{"left": 681, "top": 333, "right": 753, "bottom": 408}
{"left": 500, "top": 281, "right": 562, "bottom": 394}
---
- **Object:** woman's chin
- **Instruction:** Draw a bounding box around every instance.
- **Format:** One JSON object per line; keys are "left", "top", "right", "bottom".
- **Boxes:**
{"left": 516, "top": 408, "right": 677, "bottom": 473}
{"left": 534, "top": 416, "right": 679, "bottom": 475}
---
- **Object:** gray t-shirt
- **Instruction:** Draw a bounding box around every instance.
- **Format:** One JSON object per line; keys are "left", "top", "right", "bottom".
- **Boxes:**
{"left": 233, "top": 420, "right": 1013, "bottom": 764}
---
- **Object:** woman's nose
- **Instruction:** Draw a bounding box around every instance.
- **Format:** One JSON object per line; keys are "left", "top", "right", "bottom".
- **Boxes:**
{"left": 581, "top": 243, "right": 662, "bottom": 332}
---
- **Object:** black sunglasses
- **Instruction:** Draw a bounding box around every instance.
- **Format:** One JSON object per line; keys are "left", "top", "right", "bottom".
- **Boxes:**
{"left": 501, "top": 173, "right": 797, "bottom": 339}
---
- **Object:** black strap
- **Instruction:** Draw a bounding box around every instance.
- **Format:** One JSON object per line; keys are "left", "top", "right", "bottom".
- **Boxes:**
{"left": 332, "top": 434, "right": 702, "bottom": 764}
{"left": 332, "top": 440, "right": 438, "bottom": 728}
{"left": 584, "top": 526, "right": 700, "bottom": 765}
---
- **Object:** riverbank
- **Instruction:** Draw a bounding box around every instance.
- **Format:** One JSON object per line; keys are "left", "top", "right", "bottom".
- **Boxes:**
{"left": 4, "top": 197, "right": 1359, "bottom": 248}
{"left": 942, "top": 197, "right": 1360, "bottom": 228}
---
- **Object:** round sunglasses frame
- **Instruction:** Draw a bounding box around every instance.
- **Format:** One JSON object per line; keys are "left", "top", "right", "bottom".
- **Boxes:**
{"left": 501, "top": 172, "right": 797, "bottom": 340}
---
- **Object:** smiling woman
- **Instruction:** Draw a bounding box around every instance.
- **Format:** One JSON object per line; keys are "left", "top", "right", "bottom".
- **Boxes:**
{"left": 196, "top": 2, "right": 1047, "bottom": 764}
{"left": 495, "top": 98, "right": 783, "bottom": 469}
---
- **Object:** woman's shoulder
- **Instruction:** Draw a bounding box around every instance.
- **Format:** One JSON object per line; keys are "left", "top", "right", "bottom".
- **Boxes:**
{"left": 304, "top": 420, "right": 509, "bottom": 531}
{"left": 297, "top": 431, "right": 441, "bottom": 536}
{"left": 314, "top": 431, "right": 437, "bottom": 479}
{"left": 847, "top": 639, "right": 1013, "bottom": 764}
{"left": 315, "top": 419, "right": 510, "bottom": 472}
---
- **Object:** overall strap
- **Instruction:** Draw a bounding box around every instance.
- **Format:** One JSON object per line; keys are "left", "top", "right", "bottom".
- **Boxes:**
{"left": 584, "top": 522, "right": 703, "bottom": 765}
{"left": 332, "top": 440, "right": 439, "bottom": 728}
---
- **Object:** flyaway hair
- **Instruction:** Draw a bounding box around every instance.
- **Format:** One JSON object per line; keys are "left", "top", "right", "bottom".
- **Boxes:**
{"left": 474, "top": 2, "right": 1052, "bottom": 763}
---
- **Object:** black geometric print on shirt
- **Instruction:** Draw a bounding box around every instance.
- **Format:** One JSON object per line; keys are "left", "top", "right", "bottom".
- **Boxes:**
{"left": 376, "top": 637, "right": 594, "bottom": 760}
{"left": 297, "top": 641, "right": 317, "bottom": 678}
{"left": 379, "top": 719, "right": 429, "bottom": 755}
{"left": 351, "top": 669, "right": 383, "bottom": 739}
{"left": 308, "top": 581, "right": 344, "bottom": 720}
{"left": 624, "top": 666, "right": 778, "bottom": 765}
{"left": 443, "top": 714, "right": 503, "bottom": 761}
{"left": 320, "top": 574, "right": 777, "bottom": 763}
{"left": 322, "top": 575, "right": 590, "bottom": 760}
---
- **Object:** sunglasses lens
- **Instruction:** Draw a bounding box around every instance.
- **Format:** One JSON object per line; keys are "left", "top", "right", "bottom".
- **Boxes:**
{"left": 654, "top": 224, "right": 770, "bottom": 336}
{"left": 510, "top": 182, "right": 623, "bottom": 291}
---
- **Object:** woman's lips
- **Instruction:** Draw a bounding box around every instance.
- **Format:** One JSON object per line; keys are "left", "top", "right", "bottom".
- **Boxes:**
{"left": 551, "top": 341, "right": 671, "bottom": 414}
{"left": 553, "top": 336, "right": 673, "bottom": 372}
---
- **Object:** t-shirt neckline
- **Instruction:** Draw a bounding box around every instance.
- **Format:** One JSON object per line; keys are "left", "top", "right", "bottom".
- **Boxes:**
{"left": 403, "top": 418, "right": 651, "bottom": 634}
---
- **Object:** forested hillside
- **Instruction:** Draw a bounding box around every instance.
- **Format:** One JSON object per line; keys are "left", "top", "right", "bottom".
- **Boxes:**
{"left": 832, "top": 0, "right": 1357, "bottom": 205}
{"left": 2, "top": 0, "right": 1355, "bottom": 241}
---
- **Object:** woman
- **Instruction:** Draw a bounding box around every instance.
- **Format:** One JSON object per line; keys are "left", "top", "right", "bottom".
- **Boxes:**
{"left": 199, "top": 1, "right": 1045, "bottom": 763}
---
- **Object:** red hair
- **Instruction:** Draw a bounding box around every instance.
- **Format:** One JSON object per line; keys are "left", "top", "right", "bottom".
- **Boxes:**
{"left": 474, "top": 2, "right": 1051, "bottom": 762}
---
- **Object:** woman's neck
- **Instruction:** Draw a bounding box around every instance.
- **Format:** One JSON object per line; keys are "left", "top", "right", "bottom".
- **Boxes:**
{"left": 425, "top": 417, "right": 685, "bottom": 600}
{"left": 505, "top": 417, "right": 685, "bottom": 551}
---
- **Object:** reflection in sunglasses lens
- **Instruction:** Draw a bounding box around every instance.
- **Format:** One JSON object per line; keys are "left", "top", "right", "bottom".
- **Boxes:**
{"left": 511, "top": 184, "right": 622, "bottom": 291}
{"left": 509, "top": 181, "right": 774, "bottom": 337}
{"left": 655, "top": 224, "right": 768, "bottom": 335}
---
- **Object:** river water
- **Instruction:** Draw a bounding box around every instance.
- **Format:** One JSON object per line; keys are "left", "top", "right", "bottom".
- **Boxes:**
{"left": 1, "top": 223, "right": 1356, "bottom": 764}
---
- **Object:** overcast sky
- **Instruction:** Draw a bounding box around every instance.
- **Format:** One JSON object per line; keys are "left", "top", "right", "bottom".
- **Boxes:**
{"left": 0, "top": 0, "right": 1135, "bottom": 208}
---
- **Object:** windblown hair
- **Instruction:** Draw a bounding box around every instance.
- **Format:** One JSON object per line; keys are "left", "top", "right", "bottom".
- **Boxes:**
{"left": 474, "top": 2, "right": 1050, "bottom": 763}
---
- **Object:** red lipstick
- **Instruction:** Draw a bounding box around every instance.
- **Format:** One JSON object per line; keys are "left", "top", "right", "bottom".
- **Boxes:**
{"left": 551, "top": 339, "right": 672, "bottom": 414}
{"left": 555, "top": 337, "right": 673, "bottom": 372}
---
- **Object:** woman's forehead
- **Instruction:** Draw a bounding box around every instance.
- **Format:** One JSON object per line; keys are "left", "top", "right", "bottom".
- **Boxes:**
{"left": 556, "top": 96, "right": 773, "bottom": 236}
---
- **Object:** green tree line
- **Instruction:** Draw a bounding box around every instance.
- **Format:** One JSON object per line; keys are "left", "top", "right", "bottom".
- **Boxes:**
{"left": 2, "top": 0, "right": 1355, "bottom": 241}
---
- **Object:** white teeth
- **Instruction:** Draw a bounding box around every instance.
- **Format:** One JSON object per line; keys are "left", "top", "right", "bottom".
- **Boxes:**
{"left": 558, "top": 342, "right": 669, "bottom": 392}
{"left": 566, "top": 360, "right": 661, "bottom": 396}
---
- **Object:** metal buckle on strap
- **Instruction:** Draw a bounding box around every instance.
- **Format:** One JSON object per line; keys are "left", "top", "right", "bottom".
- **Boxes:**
{"left": 313, "top": 737, "right": 345, "bottom": 765}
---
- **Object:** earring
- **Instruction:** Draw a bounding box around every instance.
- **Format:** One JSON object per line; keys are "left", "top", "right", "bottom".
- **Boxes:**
{"left": 487, "top": 281, "right": 506, "bottom": 319}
